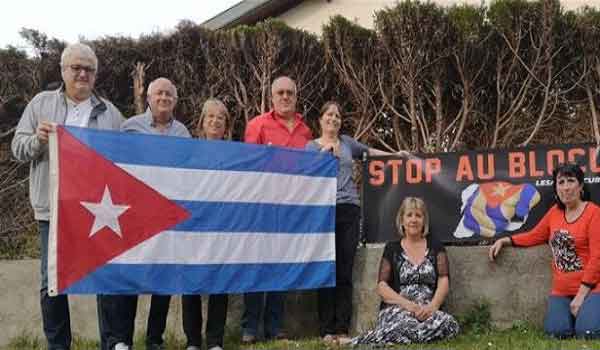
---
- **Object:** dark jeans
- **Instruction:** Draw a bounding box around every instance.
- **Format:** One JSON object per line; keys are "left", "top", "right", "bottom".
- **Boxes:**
{"left": 97, "top": 294, "right": 123, "bottom": 350}
{"left": 98, "top": 295, "right": 136, "bottom": 349}
{"left": 99, "top": 294, "right": 170, "bottom": 349}
{"left": 38, "top": 220, "right": 72, "bottom": 350}
{"left": 545, "top": 293, "right": 600, "bottom": 339}
{"left": 317, "top": 203, "right": 360, "bottom": 336}
{"left": 101, "top": 294, "right": 228, "bottom": 349}
{"left": 40, "top": 221, "right": 110, "bottom": 350}
{"left": 145, "top": 295, "right": 171, "bottom": 347}
{"left": 182, "top": 294, "right": 229, "bottom": 348}
{"left": 242, "top": 291, "right": 285, "bottom": 338}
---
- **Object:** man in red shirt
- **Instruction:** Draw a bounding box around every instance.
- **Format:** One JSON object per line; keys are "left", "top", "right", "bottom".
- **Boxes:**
{"left": 242, "top": 76, "right": 312, "bottom": 343}
{"left": 244, "top": 76, "right": 312, "bottom": 148}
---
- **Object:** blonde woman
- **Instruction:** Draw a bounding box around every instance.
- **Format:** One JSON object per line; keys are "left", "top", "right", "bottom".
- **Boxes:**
{"left": 195, "top": 98, "right": 231, "bottom": 140}
{"left": 351, "top": 197, "right": 459, "bottom": 345}
{"left": 183, "top": 98, "right": 231, "bottom": 350}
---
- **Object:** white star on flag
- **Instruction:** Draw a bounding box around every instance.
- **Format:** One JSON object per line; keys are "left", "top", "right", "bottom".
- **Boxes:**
{"left": 491, "top": 183, "right": 510, "bottom": 197}
{"left": 81, "top": 185, "right": 130, "bottom": 238}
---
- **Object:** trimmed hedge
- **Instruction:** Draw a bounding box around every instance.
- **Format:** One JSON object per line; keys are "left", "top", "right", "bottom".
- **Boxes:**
{"left": 1, "top": 0, "right": 599, "bottom": 255}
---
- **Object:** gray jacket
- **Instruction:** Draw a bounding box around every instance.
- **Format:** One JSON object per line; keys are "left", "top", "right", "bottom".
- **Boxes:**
{"left": 11, "top": 87, "right": 124, "bottom": 220}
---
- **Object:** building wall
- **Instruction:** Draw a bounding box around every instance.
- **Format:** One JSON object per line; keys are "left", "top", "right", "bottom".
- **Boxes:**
{"left": 277, "top": 0, "right": 600, "bottom": 35}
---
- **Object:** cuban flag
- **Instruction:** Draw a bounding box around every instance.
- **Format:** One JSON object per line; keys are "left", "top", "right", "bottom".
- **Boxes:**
{"left": 453, "top": 181, "right": 540, "bottom": 238}
{"left": 47, "top": 126, "right": 337, "bottom": 296}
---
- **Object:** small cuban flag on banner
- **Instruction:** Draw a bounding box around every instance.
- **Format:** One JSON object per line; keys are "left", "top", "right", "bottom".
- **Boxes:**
{"left": 47, "top": 126, "right": 337, "bottom": 296}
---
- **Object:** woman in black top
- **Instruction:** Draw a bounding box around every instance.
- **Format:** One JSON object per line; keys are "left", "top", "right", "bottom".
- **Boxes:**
{"left": 351, "top": 197, "right": 459, "bottom": 345}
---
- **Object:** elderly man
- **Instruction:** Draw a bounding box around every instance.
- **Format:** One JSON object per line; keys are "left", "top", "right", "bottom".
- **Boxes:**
{"left": 242, "top": 76, "right": 312, "bottom": 343}
{"left": 106, "top": 77, "right": 192, "bottom": 350}
{"left": 11, "top": 43, "right": 123, "bottom": 350}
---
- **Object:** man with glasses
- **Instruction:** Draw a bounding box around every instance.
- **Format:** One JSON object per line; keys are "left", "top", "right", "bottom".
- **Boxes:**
{"left": 241, "top": 76, "right": 312, "bottom": 344}
{"left": 11, "top": 43, "right": 124, "bottom": 350}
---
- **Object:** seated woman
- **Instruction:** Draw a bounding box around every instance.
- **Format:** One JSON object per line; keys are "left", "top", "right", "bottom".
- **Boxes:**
{"left": 351, "top": 197, "right": 459, "bottom": 345}
{"left": 489, "top": 163, "right": 600, "bottom": 339}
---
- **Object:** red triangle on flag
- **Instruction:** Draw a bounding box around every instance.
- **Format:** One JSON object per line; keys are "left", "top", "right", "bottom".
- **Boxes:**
{"left": 479, "top": 181, "right": 522, "bottom": 208}
{"left": 54, "top": 127, "right": 190, "bottom": 293}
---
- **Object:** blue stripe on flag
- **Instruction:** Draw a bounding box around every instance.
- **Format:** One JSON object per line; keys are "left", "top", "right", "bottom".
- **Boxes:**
{"left": 65, "top": 126, "right": 336, "bottom": 177}
{"left": 515, "top": 185, "right": 536, "bottom": 218}
{"left": 485, "top": 205, "right": 507, "bottom": 232}
{"left": 463, "top": 189, "right": 481, "bottom": 234}
{"left": 173, "top": 201, "right": 335, "bottom": 233}
{"left": 63, "top": 262, "right": 336, "bottom": 294}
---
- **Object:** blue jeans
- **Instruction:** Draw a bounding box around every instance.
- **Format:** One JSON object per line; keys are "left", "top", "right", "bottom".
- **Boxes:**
{"left": 545, "top": 293, "right": 600, "bottom": 339}
{"left": 242, "top": 291, "right": 285, "bottom": 338}
{"left": 38, "top": 221, "right": 71, "bottom": 350}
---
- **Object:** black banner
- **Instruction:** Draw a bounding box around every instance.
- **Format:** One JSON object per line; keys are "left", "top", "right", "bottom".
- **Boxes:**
{"left": 362, "top": 143, "right": 600, "bottom": 243}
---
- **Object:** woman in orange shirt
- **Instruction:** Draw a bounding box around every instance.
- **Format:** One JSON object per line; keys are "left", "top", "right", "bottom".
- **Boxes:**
{"left": 489, "top": 163, "right": 600, "bottom": 339}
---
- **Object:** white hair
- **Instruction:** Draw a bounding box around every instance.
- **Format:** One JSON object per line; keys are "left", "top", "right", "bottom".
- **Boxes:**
{"left": 147, "top": 77, "right": 178, "bottom": 99}
{"left": 60, "top": 43, "right": 98, "bottom": 71}
{"left": 271, "top": 76, "right": 297, "bottom": 95}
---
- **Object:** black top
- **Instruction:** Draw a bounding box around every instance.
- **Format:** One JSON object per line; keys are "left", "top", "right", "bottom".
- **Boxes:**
{"left": 378, "top": 236, "right": 450, "bottom": 298}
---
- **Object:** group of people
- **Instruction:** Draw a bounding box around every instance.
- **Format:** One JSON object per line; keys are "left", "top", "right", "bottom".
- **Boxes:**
{"left": 11, "top": 42, "right": 600, "bottom": 350}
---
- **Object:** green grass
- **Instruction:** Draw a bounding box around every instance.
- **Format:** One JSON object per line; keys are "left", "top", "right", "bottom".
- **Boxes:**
{"left": 4, "top": 326, "right": 600, "bottom": 350}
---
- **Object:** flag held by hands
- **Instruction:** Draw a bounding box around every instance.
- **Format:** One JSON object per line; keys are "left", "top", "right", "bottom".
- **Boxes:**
{"left": 48, "top": 126, "right": 337, "bottom": 296}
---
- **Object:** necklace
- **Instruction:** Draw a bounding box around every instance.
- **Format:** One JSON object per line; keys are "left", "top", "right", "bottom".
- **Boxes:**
{"left": 565, "top": 201, "right": 586, "bottom": 223}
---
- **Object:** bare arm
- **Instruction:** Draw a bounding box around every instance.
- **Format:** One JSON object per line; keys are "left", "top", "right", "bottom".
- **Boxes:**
{"left": 489, "top": 236, "right": 512, "bottom": 261}
{"left": 570, "top": 284, "right": 591, "bottom": 316}
{"left": 430, "top": 275, "right": 449, "bottom": 310}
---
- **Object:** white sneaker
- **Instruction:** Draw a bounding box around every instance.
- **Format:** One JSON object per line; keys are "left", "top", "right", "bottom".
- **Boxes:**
{"left": 186, "top": 347, "right": 201, "bottom": 350}
{"left": 208, "top": 347, "right": 224, "bottom": 350}
{"left": 114, "top": 343, "right": 130, "bottom": 350}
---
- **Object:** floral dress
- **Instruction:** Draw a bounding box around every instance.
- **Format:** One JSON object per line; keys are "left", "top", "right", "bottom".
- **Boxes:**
{"left": 352, "top": 238, "right": 459, "bottom": 345}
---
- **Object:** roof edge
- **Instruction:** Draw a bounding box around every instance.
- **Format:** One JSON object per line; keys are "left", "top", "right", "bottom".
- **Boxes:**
{"left": 202, "top": 0, "right": 305, "bottom": 30}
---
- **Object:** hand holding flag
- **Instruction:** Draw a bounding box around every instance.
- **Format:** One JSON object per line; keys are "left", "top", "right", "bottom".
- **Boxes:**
{"left": 47, "top": 126, "right": 337, "bottom": 296}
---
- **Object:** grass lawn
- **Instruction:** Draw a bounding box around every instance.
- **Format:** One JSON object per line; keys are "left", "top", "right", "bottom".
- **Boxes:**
{"left": 4, "top": 326, "right": 600, "bottom": 350}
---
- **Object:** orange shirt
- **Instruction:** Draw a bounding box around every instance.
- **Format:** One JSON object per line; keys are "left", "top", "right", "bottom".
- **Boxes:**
{"left": 511, "top": 203, "right": 600, "bottom": 296}
{"left": 244, "top": 110, "right": 312, "bottom": 148}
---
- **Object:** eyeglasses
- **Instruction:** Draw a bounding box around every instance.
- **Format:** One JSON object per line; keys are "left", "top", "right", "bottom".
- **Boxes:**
{"left": 205, "top": 113, "right": 226, "bottom": 122}
{"left": 275, "top": 89, "right": 295, "bottom": 97}
{"left": 69, "top": 65, "right": 96, "bottom": 74}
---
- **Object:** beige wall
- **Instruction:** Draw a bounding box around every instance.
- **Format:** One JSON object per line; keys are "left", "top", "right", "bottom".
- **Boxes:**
{"left": 1, "top": 246, "right": 551, "bottom": 346}
{"left": 277, "top": 0, "right": 600, "bottom": 35}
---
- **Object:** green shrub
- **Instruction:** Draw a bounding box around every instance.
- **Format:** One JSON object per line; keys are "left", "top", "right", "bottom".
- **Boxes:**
{"left": 458, "top": 300, "right": 493, "bottom": 334}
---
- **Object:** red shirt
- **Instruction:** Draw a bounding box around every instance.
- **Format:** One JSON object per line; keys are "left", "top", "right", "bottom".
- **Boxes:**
{"left": 244, "top": 110, "right": 312, "bottom": 148}
{"left": 511, "top": 203, "right": 600, "bottom": 296}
